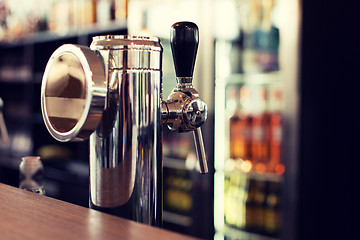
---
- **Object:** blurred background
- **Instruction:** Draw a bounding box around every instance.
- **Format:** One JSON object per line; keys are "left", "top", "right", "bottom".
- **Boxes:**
{"left": 0, "top": 0, "right": 357, "bottom": 240}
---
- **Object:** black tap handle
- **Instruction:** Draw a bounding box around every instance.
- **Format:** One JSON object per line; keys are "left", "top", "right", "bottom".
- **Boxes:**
{"left": 170, "top": 22, "right": 199, "bottom": 78}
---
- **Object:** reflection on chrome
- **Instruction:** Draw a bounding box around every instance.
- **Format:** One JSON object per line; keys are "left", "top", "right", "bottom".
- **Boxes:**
{"left": 89, "top": 37, "right": 163, "bottom": 226}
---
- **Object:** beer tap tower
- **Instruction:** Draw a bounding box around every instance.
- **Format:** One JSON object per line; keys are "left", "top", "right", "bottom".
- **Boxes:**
{"left": 40, "top": 22, "right": 207, "bottom": 226}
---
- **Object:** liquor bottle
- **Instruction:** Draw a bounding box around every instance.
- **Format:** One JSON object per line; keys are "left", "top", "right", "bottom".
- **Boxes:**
{"left": 229, "top": 86, "right": 252, "bottom": 161}
{"left": 244, "top": 177, "right": 257, "bottom": 232}
{"left": 253, "top": 178, "right": 266, "bottom": 234}
{"left": 164, "top": 168, "right": 193, "bottom": 215}
{"left": 225, "top": 174, "right": 237, "bottom": 227}
{"left": 19, "top": 156, "right": 45, "bottom": 195}
{"left": 241, "top": 86, "right": 253, "bottom": 162}
{"left": 114, "top": 0, "right": 128, "bottom": 21}
{"left": 49, "top": 0, "right": 71, "bottom": 33}
{"left": 97, "top": 0, "right": 111, "bottom": 25}
{"left": 228, "top": 86, "right": 241, "bottom": 160}
{"left": 224, "top": 173, "right": 231, "bottom": 225}
{"left": 251, "top": 86, "right": 270, "bottom": 173}
{"left": 234, "top": 173, "right": 247, "bottom": 229}
{"left": 256, "top": 0, "right": 280, "bottom": 72}
{"left": 241, "top": 0, "right": 262, "bottom": 73}
{"left": 269, "top": 88, "right": 284, "bottom": 173}
{"left": 264, "top": 180, "right": 281, "bottom": 237}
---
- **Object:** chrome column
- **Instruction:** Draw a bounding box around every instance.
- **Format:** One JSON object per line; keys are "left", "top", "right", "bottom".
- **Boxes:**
{"left": 89, "top": 36, "right": 163, "bottom": 225}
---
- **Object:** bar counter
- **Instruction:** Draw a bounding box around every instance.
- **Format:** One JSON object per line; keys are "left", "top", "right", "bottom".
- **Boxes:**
{"left": 0, "top": 183, "right": 199, "bottom": 240}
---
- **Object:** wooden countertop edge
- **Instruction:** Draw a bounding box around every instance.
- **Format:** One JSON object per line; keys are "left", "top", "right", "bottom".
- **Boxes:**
{"left": 0, "top": 183, "right": 200, "bottom": 240}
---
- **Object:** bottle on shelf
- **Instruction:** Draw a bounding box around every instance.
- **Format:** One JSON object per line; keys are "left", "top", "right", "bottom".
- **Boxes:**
{"left": 114, "top": 0, "right": 128, "bottom": 21}
{"left": 253, "top": 178, "right": 266, "bottom": 234}
{"left": 223, "top": 173, "right": 231, "bottom": 225}
{"left": 264, "top": 180, "right": 282, "bottom": 237}
{"left": 224, "top": 173, "right": 237, "bottom": 227}
{"left": 234, "top": 173, "right": 247, "bottom": 229}
{"left": 241, "top": 0, "right": 262, "bottom": 73}
{"left": 269, "top": 88, "right": 284, "bottom": 174}
{"left": 229, "top": 86, "right": 252, "bottom": 162}
{"left": 244, "top": 177, "right": 257, "bottom": 232}
{"left": 96, "top": 0, "right": 111, "bottom": 26}
{"left": 49, "top": 0, "right": 72, "bottom": 33}
{"left": 0, "top": 0, "right": 128, "bottom": 42}
{"left": 164, "top": 168, "right": 193, "bottom": 215}
{"left": 256, "top": 0, "right": 280, "bottom": 72}
{"left": 251, "top": 86, "right": 270, "bottom": 173}
{"left": 228, "top": 86, "right": 241, "bottom": 160}
{"left": 224, "top": 172, "right": 247, "bottom": 230}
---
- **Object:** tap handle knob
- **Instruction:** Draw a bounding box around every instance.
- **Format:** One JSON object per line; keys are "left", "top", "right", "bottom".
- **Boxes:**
{"left": 170, "top": 21, "right": 199, "bottom": 78}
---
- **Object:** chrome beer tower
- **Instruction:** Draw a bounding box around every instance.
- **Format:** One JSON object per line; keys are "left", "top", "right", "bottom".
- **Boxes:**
{"left": 40, "top": 22, "right": 207, "bottom": 226}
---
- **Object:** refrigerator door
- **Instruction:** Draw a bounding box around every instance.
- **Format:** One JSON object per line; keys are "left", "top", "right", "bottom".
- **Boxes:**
{"left": 213, "top": 0, "right": 301, "bottom": 239}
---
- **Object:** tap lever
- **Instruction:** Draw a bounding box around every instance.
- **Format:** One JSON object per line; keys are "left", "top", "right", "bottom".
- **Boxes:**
{"left": 170, "top": 22, "right": 199, "bottom": 78}
{"left": 166, "top": 21, "right": 208, "bottom": 174}
{"left": 193, "top": 128, "right": 208, "bottom": 174}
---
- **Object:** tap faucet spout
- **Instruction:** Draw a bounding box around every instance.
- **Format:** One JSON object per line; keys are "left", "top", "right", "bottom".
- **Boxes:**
{"left": 162, "top": 21, "right": 209, "bottom": 174}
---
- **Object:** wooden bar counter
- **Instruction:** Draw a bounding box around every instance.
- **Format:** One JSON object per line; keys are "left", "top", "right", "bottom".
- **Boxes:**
{"left": 0, "top": 183, "right": 199, "bottom": 240}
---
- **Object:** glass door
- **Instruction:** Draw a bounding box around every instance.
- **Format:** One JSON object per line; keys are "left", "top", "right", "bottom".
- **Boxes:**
{"left": 214, "top": 0, "right": 289, "bottom": 239}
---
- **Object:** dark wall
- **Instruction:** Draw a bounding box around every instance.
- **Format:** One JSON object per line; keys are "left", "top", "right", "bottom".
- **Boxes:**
{"left": 299, "top": 1, "right": 358, "bottom": 239}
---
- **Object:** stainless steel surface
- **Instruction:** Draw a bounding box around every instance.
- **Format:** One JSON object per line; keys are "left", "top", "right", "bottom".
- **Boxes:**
{"left": 91, "top": 35, "right": 162, "bottom": 70}
{"left": 89, "top": 36, "right": 163, "bottom": 225}
{"left": 41, "top": 37, "right": 163, "bottom": 226}
{"left": 161, "top": 81, "right": 208, "bottom": 174}
{"left": 193, "top": 128, "right": 208, "bottom": 174}
{"left": 161, "top": 91, "right": 207, "bottom": 132}
{"left": 41, "top": 44, "right": 107, "bottom": 142}
{"left": 163, "top": 77, "right": 207, "bottom": 132}
{"left": 89, "top": 68, "right": 162, "bottom": 222}
{"left": 91, "top": 35, "right": 162, "bottom": 51}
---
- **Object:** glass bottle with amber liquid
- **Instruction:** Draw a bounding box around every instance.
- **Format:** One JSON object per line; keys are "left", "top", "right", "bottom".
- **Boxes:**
{"left": 256, "top": 0, "right": 280, "bottom": 72}
{"left": 264, "top": 180, "right": 282, "bottom": 237}
{"left": 268, "top": 88, "right": 284, "bottom": 174}
{"left": 229, "top": 86, "right": 252, "bottom": 161}
{"left": 251, "top": 86, "right": 270, "bottom": 172}
{"left": 253, "top": 179, "right": 266, "bottom": 234}
{"left": 245, "top": 177, "right": 257, "bottom": 232}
